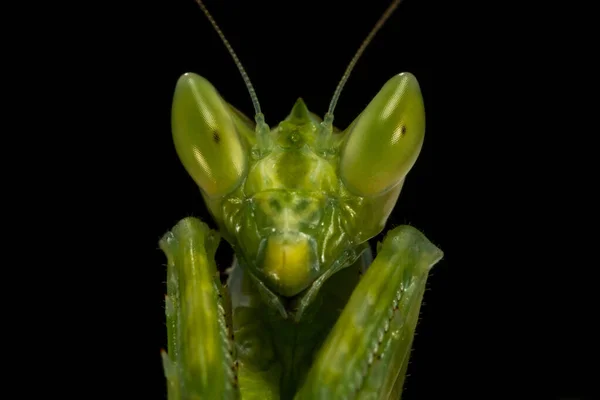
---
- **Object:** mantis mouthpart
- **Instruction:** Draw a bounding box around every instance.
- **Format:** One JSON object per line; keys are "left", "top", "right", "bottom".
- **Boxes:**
{"left": 160, "top": 1, "right": 443, "bottom": 398}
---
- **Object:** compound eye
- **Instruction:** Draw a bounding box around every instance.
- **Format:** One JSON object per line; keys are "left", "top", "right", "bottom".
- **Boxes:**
{"left": 340, "top": 72, "right": 425, "bottom": 196}
{"left": 171, "top": 73, "right": 247, "bottom": 197}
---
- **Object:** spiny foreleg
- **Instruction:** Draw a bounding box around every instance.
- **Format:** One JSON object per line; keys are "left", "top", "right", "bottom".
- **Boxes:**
{"left": 159, "top": 217, "right": 240, "bottom": 400}
{"left": 295, "top": 225, "right": 443, "bottom": 399}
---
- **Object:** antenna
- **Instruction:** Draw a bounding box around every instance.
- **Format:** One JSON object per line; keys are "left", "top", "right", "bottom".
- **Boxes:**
{"left": 194, "top": 0, "right": 272, "bottom": 154}
{"left": 316, "top": 0, "right": 404, "bottom": 153}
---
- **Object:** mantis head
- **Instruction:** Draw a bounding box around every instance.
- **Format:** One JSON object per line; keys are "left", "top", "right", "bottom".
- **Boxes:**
{"left": 171, "top": 72, "right": 425, "bottom": 317}
{"left": 169, "top": 0, "right": 424, "bottom": 319}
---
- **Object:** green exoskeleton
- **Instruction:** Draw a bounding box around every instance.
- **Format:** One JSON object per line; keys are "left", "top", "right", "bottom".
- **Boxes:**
{"left": 160, "top": 0, "right": 443, "bottom": 399}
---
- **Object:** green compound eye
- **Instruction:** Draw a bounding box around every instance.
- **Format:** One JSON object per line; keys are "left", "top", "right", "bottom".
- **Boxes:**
{"left": 340, "top": 72, "right": 425, "bottom": 197}
{"left": 171, "top": 72, "right": 248, "bottom": 197}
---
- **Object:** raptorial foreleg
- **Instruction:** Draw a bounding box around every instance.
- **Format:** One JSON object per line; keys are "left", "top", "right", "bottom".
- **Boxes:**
{"left": 295, "top": 225, "right": 443, "bottom": 399}
{"left": 159, "top": 217, "right": 240, "bottom": 400}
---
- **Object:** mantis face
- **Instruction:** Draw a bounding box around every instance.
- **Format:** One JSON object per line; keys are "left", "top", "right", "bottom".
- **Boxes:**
{"left": 171, "top": 70, "right": 424, "bottom": 313}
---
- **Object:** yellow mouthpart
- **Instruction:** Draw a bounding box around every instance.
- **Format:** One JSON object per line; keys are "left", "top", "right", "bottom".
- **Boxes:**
{"left": 263, "top": 235, "right": 312, "bottom": 297}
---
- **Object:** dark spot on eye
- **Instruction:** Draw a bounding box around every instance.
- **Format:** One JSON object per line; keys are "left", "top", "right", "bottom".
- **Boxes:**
{"left": 213, "top": 130, "right": 221, "bottom": 144}
{"left": 400, "top": 125, "right": 407, "bottom": 135}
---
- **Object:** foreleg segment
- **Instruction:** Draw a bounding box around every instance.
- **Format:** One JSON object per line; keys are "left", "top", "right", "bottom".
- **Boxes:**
{"left": 294, "top": 225, "right": 443, "bottom": 400}
{"left": 160, "top": 217, "right": 240, "bottom": 400}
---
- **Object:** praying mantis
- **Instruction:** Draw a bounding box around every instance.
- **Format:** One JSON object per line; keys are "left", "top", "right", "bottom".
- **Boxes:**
{"left": 159, "top": 0, "right": 443, "bottom": 398}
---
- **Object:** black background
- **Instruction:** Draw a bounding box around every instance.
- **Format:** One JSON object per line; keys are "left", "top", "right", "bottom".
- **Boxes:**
{"left": 88, "top": 0, "right": 595, "bottom": 398}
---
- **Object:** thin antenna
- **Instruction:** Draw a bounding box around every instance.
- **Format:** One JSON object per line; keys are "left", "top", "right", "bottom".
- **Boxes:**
{"left": 327, "top": 0, "right": 404, "bottom": 119}
{"left": 194, "top": 0, "right": 272, "bottom": 155}
{"left": 194, "top": 0, "right": 261, "bottom": 115}
{"left": 316, "top": 0, "right": 404, "bottom": 154}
